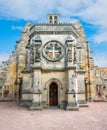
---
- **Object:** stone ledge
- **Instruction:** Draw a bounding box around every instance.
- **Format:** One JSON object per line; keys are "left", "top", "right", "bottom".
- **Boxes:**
{"left": 75, "top": 69, "right": 86, "bottom": 73}
{"left": 29, "top": 102, "right": 42, "bottom": 110}
{"left": 66, "top": 102, "right": 79, "bottom": 111}
{"left": 66, "top": 91, "right": 75, "bottom": 94}
{"left": 79, "top": 104, "right": 89, "bottom": 107}
{"left": 78, "top": 100, "right": 89, "bottom": 107}
{"left": 77, "top": 90, "right": 85, "bottom": 94}
{"left": 66, "top": 65, "right": 76, "bottom": 69}
{"left": 93, "top": 99, "right": 107, "bottom": 102}
{"left": 42, "top": 68, "right": 66, "bottom": 71}
{"left": 21, "top": 89, "right": 33, "bottom": 94}
{"left": 66, "top": 106, "right": 79, "bottom": 111}
{"left": 66, "top": 91, "right": 85, "bottom": 94}
{"left": 32, "top": 65, "right": 41, "bottom": 69}
{"left": 22, "top": 67, "right": 33, "bottom": 73}
{"left": 32, "top": 89, "right": 42, "bottom": 94}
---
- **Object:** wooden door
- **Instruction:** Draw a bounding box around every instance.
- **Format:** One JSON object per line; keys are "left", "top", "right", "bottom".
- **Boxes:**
{"left": 49, "top": 83, "right": 58, "bottom": 106}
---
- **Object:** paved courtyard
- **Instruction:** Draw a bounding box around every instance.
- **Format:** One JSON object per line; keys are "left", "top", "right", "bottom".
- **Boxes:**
{"left": 0, "top": 102, "right": 107, "bottom": 130}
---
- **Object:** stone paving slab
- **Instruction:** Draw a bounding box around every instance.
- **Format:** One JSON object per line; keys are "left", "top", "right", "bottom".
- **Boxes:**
{"left": 0, "top": 102, "right": 107, "bottom": 130}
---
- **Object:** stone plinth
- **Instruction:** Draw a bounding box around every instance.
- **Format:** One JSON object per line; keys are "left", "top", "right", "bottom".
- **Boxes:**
{"left": 66, "top": 92, "right": 79, "bottom": 111}
{"left": 29, "top": 92, "right": 42, "bottom": 110}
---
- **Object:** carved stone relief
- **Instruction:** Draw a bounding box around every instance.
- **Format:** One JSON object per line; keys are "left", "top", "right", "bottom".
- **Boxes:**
{"left": 34, "top": 44, "right": 41, "bottom": 62}
{"left": 67, "top": 44, "right": 72, "bottom": 62}
{"left": 43, "top": 41, "right": 64, "bottom": 62}
{"left": 73, "top": 48, "right": 77, "bottom": 64}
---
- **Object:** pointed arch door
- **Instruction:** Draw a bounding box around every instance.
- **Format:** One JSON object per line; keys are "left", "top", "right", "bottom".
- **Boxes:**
{"left": 49, "top": 82, "right": 58, "bottom": 106}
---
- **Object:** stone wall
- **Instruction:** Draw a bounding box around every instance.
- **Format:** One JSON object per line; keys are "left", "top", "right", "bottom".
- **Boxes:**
{"left": 0, "top": 23, "right": 31, "bottom": 101}
{"left": 41, "top": 71, "right": 67, "bottom": 104}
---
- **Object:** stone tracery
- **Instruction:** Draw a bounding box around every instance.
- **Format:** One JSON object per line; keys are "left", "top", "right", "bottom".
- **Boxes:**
{"left": 43, "top": 41, "right": 64, "bottom": 62}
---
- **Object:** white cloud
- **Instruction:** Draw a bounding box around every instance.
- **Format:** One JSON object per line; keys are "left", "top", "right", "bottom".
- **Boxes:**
{"left": 78, "top": 0, "right": 107, "bottom": 26}
{"left": 0, "top": 53, "right": 9, "bottom": 65}
{"left": 94, "top": 53, "right": 107, "bottom": 67}
{"left": 56, "top": 0, "right": 93, "bottom": 16}
{"left": 76, "top": 0, "right": 107, "bottom": 43}
{"left": 0, "top": 0, "right": 99, "bottom": 21}
{"left": 0, "top": 0, "right": 106, "bottom": 27}
{"left": 0, "top": 0, "right": 55, "bottom": 21}
{"left": 92, "top": 30, "right": 107, "bottom": 44}
{"left": 0, "top": 1, "right": 106, "bottom": 25}
{"left": 11, "top": 25, "right": 23, "bottom": 31}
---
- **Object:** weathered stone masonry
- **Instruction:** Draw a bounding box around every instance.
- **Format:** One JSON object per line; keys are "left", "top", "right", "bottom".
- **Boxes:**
{"left": 0, "top": 14, "right": 107, "bottom": 110}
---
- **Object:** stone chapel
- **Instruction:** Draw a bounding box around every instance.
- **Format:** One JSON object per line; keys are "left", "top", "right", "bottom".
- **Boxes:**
{"left": 21, "top": 14, "right": 87, "bottom": 110}
{"left": 0, "top": 14, "right": 107, "bottom": 110}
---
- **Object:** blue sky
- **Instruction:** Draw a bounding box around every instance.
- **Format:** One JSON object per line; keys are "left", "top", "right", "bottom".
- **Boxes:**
{"left": 0, "top": 0, "right": 107, "bottom": 67}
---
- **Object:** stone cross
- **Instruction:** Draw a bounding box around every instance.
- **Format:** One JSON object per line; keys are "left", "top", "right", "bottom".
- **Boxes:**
{"left": 45, "top": 43, "right": 61, "bottom": 59}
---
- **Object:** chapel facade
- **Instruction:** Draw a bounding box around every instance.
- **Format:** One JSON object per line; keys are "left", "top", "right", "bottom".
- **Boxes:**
{"left": 21, "top": 14, "right": 87, "bottom": 110}
{"left": 0, "top": 14, "right": 107, "bottom": 110}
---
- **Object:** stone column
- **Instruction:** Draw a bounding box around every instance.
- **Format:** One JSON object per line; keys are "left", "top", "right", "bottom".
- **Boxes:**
{"left": 29, "top": 69, "right": 42, "bottom": 110}
{"left": 66, "top": 42, "right": 76, "bottom": 68}
{"left": 66, "top": 69, "right": 79, "bottom": 110}
{"left": 33, "top": 70, "right": 41, "bottom": 91}
{"left": 20, "top": 71, "right": 33, "bottom": 107}
{"left": 29, "top": 38, "right": 42, "bottom": 110}
{"left": 19, "top": 42, "right": 34, "bottom": 106}
{"left": 76, "top": 70, "right": 88, "bottom": 107}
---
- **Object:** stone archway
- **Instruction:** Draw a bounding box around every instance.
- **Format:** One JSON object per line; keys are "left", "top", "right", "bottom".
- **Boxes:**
{"left": 45, "top": 78, "right": 63, "bottom": 107}
{"left": 49, "top": 82, "right": 58, "bottom": 106}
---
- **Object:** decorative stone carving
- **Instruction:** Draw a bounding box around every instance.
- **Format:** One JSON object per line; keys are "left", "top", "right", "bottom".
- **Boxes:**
{"left": 30, "top": 25, "right": 78, "bottom": 37}
{"left": 73, "top": 48, "right": 77, "bottom": 64}
{"left": 67, "top": 44, "right": 72, "bottom": 62}
{"left": 34, "top": 44, "right": 41, "bottom": 62}
{"left": 78, "top": 50, "right": 82, "bottom": 67}
{"left": 43, "top": 41, "right": 64, "bottom": 62}
{"left": 32, "top": 34, "right": 42, "bottom": 63}
{"left": 30, "top": 45, "right": 34, "bottom": 64}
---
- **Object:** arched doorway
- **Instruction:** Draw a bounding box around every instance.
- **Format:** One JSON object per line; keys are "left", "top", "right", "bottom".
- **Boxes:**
{"left": 49, "top": 82, "right": 58, "bottom": 106}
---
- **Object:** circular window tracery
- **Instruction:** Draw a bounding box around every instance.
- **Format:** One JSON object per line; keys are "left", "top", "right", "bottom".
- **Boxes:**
{"left": 43, "top": 41, "right": 64, "bottom": 62}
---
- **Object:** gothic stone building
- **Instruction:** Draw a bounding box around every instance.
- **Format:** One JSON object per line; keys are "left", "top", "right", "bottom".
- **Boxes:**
{"left": 0, "top": 14, "right": 107, "bottom": 110}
